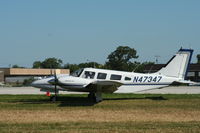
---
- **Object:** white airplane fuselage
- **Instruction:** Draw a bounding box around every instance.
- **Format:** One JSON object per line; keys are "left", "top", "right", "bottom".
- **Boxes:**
{"left": 31, "top": 48, "right": 194, "bottom": 102}
{"left": 56, "top": 68, "right": 180, "bottom": 93}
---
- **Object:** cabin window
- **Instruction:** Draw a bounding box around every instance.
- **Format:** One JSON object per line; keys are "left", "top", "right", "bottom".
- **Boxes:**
{"left": 125, "top": 77, "right": 131, "bottom": 81}
{"left": 83, "top": 71, "right": 95, "bottom": 79}
{"left": 110, "top": 74, "right": 122, "bottom": 80}
{"left": 97, "top": 73, "right": 107, "bottom": 79}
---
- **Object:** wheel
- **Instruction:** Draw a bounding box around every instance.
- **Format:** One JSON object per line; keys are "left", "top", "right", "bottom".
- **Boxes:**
{"left": 88, "top": 92, "right": 95, "bottom": 99}
{"left": 88, "top": 92, "right": 102, "bottom": 103}
{"left": 88, "top": 93, "right": 97, "bottom": 102}
{"left": 50, "top": 96, "right": 56, "bottom": 102}
{"left": 95, "top": 97, "right": 102, "bottom": 103}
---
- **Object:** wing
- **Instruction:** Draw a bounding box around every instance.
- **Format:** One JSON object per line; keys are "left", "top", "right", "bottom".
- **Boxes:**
{"left": 86, "top": 80, "right": 123, "bottom": 93}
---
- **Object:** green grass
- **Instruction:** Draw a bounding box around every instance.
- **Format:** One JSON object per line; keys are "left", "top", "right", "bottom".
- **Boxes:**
{"left": 0, "top": 94, "right": 200, "bottom": 110}
{"left": 0, "top": 94, "right": 200, "bottom": 133}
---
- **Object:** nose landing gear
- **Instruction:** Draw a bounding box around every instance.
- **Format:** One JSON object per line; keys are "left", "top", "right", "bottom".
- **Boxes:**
{"left": 50, "top": 95, "right": 57, "bottom": 102}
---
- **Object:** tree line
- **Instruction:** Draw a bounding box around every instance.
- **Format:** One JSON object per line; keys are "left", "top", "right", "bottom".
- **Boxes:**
{"left": 12, "top": 46, "right": 200, "bottom": 73}
{"left": 31, "top": 46, "right": 154, "bottom": 73}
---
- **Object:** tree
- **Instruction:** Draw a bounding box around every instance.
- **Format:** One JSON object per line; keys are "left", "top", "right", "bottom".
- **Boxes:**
{"left": 32, "top": 58, "right": 63, "bottom": 68}
{"left": 33, "top": 61, "right": 42, "bottom": 68}
{"left": 63, "top": 63, "right": 80, "bottom": 73}
{"left": 78, "top": 62, "right": 102, "bottom": 69}
{"left": 12, "top": 64, "right": 24, "bottom": 68}
{"left": 42, "top": 58, "right": 63, "bottom": 68}
{"left": 23, "top": 77, "right": 35, "bottom": 86}
{"left": 105, "top": 46, "right": 138, "bottom": 71}
{"left": 197, "top": 54, "right": 200, "bottom": 64}
{"left": 12, "top": 64, "right": 20, "bottom": 68}
{"left": 63, "top": 62, "right": 104, "bottom": 73}
{"left": 133, "top": 61, "right": 155, "bottom": 73}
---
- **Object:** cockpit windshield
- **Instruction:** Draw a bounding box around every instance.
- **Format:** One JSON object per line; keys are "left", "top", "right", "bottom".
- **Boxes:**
{"left": 70, "top": 68, "right": 84, "bottom": 77}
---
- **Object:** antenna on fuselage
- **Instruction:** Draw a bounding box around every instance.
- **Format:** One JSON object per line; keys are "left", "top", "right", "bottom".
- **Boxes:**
{"left": 155, "top": 55, "right": 160, "bottom": 64}
{"left": 148, "top": 65, "right": 154, "bottom": 74}
{"left": 132, "top": 63, "right": 142, "bottom": 72}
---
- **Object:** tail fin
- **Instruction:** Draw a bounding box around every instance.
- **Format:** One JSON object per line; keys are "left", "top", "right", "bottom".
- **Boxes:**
{"left": 157, "top": 48, "right": 193, "bottom": 79}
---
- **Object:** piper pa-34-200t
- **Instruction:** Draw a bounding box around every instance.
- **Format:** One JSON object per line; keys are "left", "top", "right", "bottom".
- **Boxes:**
{"left": 31, "top": 48, "right": 195, "bottom": 102}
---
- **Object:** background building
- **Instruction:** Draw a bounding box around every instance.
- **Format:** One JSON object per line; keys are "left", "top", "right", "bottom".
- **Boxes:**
{"left": 0, "top": 68, "right": 70, "bottom": 83}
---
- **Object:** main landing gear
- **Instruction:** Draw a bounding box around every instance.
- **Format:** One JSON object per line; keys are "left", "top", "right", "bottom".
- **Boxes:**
{"left": 88, "top": 92, "right": 102, "bottom": 103}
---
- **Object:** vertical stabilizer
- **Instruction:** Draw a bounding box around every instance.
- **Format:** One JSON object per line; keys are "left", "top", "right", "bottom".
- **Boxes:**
{"left": 157, "top": 48, "right": 193, "bottom": 79}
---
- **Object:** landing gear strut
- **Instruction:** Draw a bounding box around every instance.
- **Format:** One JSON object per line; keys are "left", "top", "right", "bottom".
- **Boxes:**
{"left": 88, "top": 92, "right": 102, "bottom": 103}
{"left": 88, "top": 92, "right": 95, "bottom": 99}
{"left": 49, "top": 90, "right": 58, "bottom": 102}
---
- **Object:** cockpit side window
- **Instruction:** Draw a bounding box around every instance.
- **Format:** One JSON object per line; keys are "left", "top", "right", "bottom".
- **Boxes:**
{"left": 70, "top": 69, "right": 83, "bottom": 77}
{"left": 83, "top": 71, "right": 95, "bottom": 79}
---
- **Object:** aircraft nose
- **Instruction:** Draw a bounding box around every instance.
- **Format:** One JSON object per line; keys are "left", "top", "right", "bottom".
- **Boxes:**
{"left": 30, "top": 80, "right": 40, "bottom": 88}
{"left": 48, "top": 79, "right": 56, "bottom": 85}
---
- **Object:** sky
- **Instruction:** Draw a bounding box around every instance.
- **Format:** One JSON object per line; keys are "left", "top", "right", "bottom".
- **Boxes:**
{"left": 0, "top": 0, "right": 200, "bottom": 67}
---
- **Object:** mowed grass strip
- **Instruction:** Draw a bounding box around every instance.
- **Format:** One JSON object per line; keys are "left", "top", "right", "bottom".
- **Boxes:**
{"left": 0, "top": 121, "right": 200, "bottom": 133}
{"left": 0, "top": 94, "right": 200, "bottom": 132}
{"left": 1, "top": 107, "right": 200, "bottom": 123}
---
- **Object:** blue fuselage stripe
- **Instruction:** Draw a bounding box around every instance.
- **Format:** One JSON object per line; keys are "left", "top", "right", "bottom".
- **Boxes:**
{"left": 123, "top": 83, "right": 170, "bottom": 86}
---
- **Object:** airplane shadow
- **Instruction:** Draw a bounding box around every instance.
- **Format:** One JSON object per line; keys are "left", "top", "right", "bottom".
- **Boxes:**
{"left": 58, "top": 96, "right": 96, "bottom": 106}
{"left": 104, "top": 96, "right": 167, "bottom": 101}
{"left": 58, "top": 95, "right": 167, "bottom": 106}
{"left": 16, "top": 96, "right": 96, "bottom": 106}
{"left": 16, "top": 95, "right": 167, "bottom": 107}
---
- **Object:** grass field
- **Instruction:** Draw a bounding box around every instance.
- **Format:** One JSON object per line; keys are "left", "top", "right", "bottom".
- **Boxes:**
{"left": 0, "top": 94, "right": 200, "bottom": 133}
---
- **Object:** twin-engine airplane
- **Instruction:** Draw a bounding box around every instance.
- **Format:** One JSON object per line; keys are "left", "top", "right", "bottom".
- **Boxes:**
{"left": 31, "top": 48, "right": 195, "bottom": 102}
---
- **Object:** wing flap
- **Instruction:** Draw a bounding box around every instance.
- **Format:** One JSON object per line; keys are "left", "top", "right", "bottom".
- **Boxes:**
{"left": 171, "top": 80, "right": 196, "bottom": 85}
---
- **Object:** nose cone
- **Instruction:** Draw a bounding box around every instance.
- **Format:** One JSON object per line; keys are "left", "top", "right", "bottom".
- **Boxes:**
{"left": 30, "top": 80, "right": 41, "bottom": 88}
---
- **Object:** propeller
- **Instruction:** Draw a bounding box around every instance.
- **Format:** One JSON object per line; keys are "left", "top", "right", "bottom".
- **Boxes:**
{"left": 54, "top": 70, "right": 58, "bottom": 101}
{"left": 48, "top": 69, "right": 58, "bottom": 102}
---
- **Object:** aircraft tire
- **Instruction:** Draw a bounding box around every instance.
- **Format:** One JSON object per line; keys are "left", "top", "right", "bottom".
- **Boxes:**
{"left": 88, "top": 92, "right": 95, "bottom": 99}
{"left": 50, "top": 96, "right": 56, "bottom": 102}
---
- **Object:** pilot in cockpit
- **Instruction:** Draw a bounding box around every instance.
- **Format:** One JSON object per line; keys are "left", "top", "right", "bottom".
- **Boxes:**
{"left": 84, "top": 71, "right": 95, "bottom": 79}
